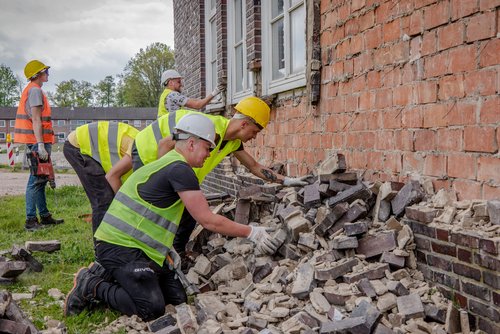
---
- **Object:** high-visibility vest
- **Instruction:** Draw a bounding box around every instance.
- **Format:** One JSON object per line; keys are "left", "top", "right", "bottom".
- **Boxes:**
{"left": 14, "top": 82, "right": 54, "bottom": 144}
{"left": 76, "top": 121, "right": 139, "bottom": 182}
{"left": 95, "top": 150, "right": 187, "bottom": 266}
{"left": 157, "top": 88, "right": 173, "bottom": 118}
{"left": 134, "top": 109, "right": 241, "bottom": 183}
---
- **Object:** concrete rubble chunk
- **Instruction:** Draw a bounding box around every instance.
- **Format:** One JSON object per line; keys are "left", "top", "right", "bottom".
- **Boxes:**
{"left": 405, "top": 205, "right": 440, "bottom": 223}
{"left": 386, "top": 281, "right": 409, "bottom": 296}
{"left": 487, "top": 200, "right": 500, "bottom": 225}
{"left": 195, "top": 294, "right": 226, "bottom": 323}
{"left": 310, "top": 290, "right": 332, "bottom": 314}
{"left": 377, "top": 293, "right": 397, "bottom": 312}
{"left": 303, "top": 183, "right": 322, "bottom": 208}
{"left": 337, "top": 201, "right": 368, "bottom": 224}
{"left": 391, "top": 181, "right": 424, "bottom": 217}
{"left": 380, "top": 252, "right": 405, "bottom": 269}
{"left": 247, "top": 316, "right": 267, "bottom": 330}
{"left": 332, "top": 236, "right": 358, "bottom": 249}
{"left": 291, "top": 262, "right": 315, "bottom": 299}
{"left": 286, "top": 214, "right": 311, "bottom": 241}
{"left": 0, "top": 261, "right": 27, "bottom": 278}
{"left": 148, "top": 313, "right": 177, "bottom": 332}
{"left": 174, "top": 303, "right": 198, "bottom": 334}
{"left": 343, "top": 263, "right": 390, "bottom": 283}
{"left": 378, "top": 200, "right": 392, "bottom": 222}
{"left": 234, "top": 199, "right": 251, "bottom": 225}
{"left": 351, "top": 299, "right": 382, "bottom": 334}
{"left": 327, "top": 184, "right": 372, "bottom": 208}
{"left": 324, "top": 284, "right": 360, "bottom": 306}
{"left": 357, "top": 231, "right": 397, "bottom": 258}
{"left": 432, "top": 189, "right": 457, "bottom": 208}
{"left": 24, "top": 240, "right": 61, "bottom": 253}
{"left": 424, "top": 304, "right": 446, "bottom": 324}
{"left": 318, "top": 153, "right": 347, "bottom": 175}
{"left": 319, "top": 316, "right": 366, "bottom": 334}
{"left": 373, "top": 323, "right": 396, "bottom": 334}
{"left": 315, "top": 258, "right": 358, "bottom": 281}
{"left": 322, "top": 172, "right": 358, "bottom": 184}
{"left": 397, "top": 294, "right": 424, "bottom": 320}
{"left": 298, "top": 232, "right": 319, "bottom": 250}
{"left": 11, "top": 245, "right": 43, "bottom": 272}
{"left": 328, "top": 179, "right": 352, "bottom": 194}
{"left": 444, "top": 303, "right": 461, "bottom": 334}
{"left": 193, "top": 255, "right": 211, "bottom": 277}
{"left": 314, "top": 202, "right": 349, "bottom": 237}
{"left": 344, "top": 221, "right": 368, "bottom": 236}
{"left": 434, "top": 206, "right": 456, "bottom": 224}
{"left": 357, "top": 278, "right": 377, "bottom": 298}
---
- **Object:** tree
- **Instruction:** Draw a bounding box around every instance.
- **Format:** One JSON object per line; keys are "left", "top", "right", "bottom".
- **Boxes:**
{"left": 0, "top": 64, "right": 22, "bottom": 106}
{"left": 120, "top": 42, "right": 175, "bottom": 107}
{"left": 51, "top": 79, "right": 94, "bottom": 107}
{"left": 94, "top": 75, "right": 116, "bottom": 107}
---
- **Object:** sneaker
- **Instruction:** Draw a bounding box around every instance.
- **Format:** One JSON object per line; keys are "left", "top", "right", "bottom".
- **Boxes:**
{"left": 40, "top": 214, "right": 64, "bottom": 225}
{"left": 88, "top": 261, "right": 113, "bottom": 282}
{"left": 64, "top": 267, "right": 102, "bottom": 316}
{"left": 25, "top": 217, "right": 44, "bottom": 231}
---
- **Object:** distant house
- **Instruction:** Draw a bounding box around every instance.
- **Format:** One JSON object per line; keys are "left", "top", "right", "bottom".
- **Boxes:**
{"left": 0, "top": 107, "right": 156, "bottom": 144}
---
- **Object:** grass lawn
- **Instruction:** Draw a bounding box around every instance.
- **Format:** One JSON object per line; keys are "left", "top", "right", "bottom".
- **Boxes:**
{"left": 0, "top": 185, "right": 123, "bottom": 333}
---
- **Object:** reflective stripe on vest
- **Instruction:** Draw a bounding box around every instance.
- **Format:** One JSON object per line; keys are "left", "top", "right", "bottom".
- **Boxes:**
{"left": 14, "top": 82, "right": 54, "bottom": 144}
{"left": 95, "top": 150, "right": 186, "bottom": 266}
{"left": 157, "top": 88, "right": 172, "bottom": 118}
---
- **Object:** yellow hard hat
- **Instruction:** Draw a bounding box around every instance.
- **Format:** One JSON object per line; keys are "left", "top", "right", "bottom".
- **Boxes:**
{"left": 24, "top": 60, "right": 50, "bottom": 80}
{"left": 234, "top": 96, "right": 270, "bottom": 129}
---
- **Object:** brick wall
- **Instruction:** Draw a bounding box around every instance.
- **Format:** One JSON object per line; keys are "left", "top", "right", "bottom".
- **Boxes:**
{"left": 406, "top": 219, "right": 499, "bottom": 333}
{"left": 173, "top": 0, "right": 205, "bottom": 99}
{"left": 240, "top": 0, "right": 499, "bottom": 201}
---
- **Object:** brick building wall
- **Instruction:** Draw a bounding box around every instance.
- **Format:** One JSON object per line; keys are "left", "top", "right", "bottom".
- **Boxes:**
{"left": 407, "top": 218, "right": 499, "bottom": 333}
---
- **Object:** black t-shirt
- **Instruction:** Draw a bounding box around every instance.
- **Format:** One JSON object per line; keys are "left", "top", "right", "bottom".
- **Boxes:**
{"left": 137, "top": 161, "right": 200, "bottom": 208}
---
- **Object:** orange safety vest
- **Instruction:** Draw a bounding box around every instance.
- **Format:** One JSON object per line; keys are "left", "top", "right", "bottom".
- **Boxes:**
{"left": 14, "top": 82, "right": 54, "bottom": 144}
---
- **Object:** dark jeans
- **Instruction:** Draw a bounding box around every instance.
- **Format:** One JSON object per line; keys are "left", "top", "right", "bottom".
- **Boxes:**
{"left": 95, "top": 241, "right": 186, "bottom": 321}
{"left": 63, "top": 142, "right": 115, "bottom": 238}
{"left": 25, "top": 143, "right": 52, "bottom": 219}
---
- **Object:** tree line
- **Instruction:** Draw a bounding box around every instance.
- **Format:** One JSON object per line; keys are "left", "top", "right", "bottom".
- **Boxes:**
{"left": 0, "top": 42, "right": 174, "bottom": 108}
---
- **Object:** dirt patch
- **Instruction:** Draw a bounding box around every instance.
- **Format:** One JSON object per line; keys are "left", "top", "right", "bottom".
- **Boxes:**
{"left": 0, "top": 171, "right": 81, "bottom": 197}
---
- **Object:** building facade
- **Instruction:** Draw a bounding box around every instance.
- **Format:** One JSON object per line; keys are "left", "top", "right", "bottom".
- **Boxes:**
{"left": 173, "top": 0, "right": 499, "bottom": 201}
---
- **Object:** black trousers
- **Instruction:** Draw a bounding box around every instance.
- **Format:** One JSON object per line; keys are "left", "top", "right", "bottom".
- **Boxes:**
{"left": 131, "top": 142, "right": 196, "bottom": 256}
{"left": 95, "top": 241, "right": 186, "bottom": 321}
{"left": 63, "top": 141, "right": 115, "bottom": 239}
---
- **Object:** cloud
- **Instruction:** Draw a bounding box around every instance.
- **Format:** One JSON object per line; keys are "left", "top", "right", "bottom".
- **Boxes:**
{"left": 0, "top": 0, "right": 174, "bottom": 92}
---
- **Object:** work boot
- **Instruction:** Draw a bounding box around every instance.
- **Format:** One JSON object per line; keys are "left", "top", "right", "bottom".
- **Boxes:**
{"left": 25, "top": 217, "right": 44, "bottom": 231}
{"left": 40, "top": 214, "right": 64, "bottom": 225}
{"left": 88, "top": 261, "right": 113, "bottom": 282}
{"left": 64, "top": 267, "right": 103, "bottom": 316}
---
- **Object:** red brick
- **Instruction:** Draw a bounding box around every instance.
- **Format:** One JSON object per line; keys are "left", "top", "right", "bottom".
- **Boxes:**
{"left": 383, "top": 19, "right": 401, "bottom": 43}
{"left": 427, "top": 254, "right": 452, "bottom": 271}
{"left": 421, "top": 31, "right": 437, "bottom": 56}
{"left": 480, "top": 0, "right": 500, "bottom": 10}
{"left": 438, "top": 74, "right": 465, "bottom": 100}
{"left": 464, "top": 127, "right": 497, "bottom": 153}
{"left": 382, "top": 108, "right": 402, "bottom": 129}
{"left": 479, "top": 239, "right": 499, "bottom": 255}
{"left": 431, "top": 241, "right": 457, "bottom": 257}
{"left": 359, "top": 10, "right": 375, "bottom": 31}
{"left": 402, "top": 106, "right": 423, "bottom": 128}
{"left": 464, "top": 69, "right": 497, "bottom": 97}
{"left": 448, "top": 44, "right": 476, "bottom": 73}
{"left": 414, "top": 81, "right": 438, "bottom": 103}
{"left": 424, "top": 1, "right": 450, "bottom": 30}
{"left": 422, "top": 104, "right": 448, "bottom": 128}
{"left": 423, "top": 154, "right": 447, "bottom": 177}
{"left": 415, "top": 0, "right": 438, "bottom": 9}
{"left": 375, "top": 88, "right": 393, "bottom": 109}
{"left": 446, "top": 101, "right": 476, "bottom": 126}
{"left": 436, "top": 228, "right": 450, "bottom": 241}
{"left": 451, "top": 231, "right": 480, "bottom": 248}
{"left": 452, "top": 180, "right": 482, "bottom": 200}
{"left": 393, "top": 85, "right": 413, "bottom": 106}
{"left": 479, "top": 38, "right": 500, "bottom": 67}
{"left": 394, "top": 129, "right": 414, "bottom": 151}
{"left": 402, "top": 152, "right": 425, "bottom": 173}
{"left": 437, "top": 21, "right": 464, "bottom": 51}
{"left": 364, "top": 26, "right": 382, "bottom": 50}
{"left": 483, "top": 184, "right": 500, "bottom": 200}
{"left": 424, "top": 53, "right": 449, "bottom": 78}
{"left": 480, "top": 96, "right": 500, "bottom": 124}
{"left": 448, "top": 154, "right": 477, "bottom": 179}
{"left": 436, "top": 128, "right": 462, "bottom": 151}
{"left": 415, "top": 129, "right": 436, "bottom": 151}
{"left": 375, "top": 1, "right": 391, "bottom": 25}
{"left": 478, "top": 156, "right": 500, "bottom": 182}
{"left": 405, "top": 11, "right": 421, "bottom": 36}
{"left": 454, "top": 262, "right": 482, "bottom": 281}
{"left": 466, "top": 12, "right": 496, "bottom": 42}
{"left": 451, "top": 0, "right": 479, "bottom": 20}
{"left": 457, "top": 248, "right": 472, "bottom": 263}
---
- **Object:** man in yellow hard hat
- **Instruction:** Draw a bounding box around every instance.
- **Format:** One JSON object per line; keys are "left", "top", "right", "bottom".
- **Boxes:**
{"left": 133, "top": 96, "right": 308, "bottom": 260}
{"left": 157, "top": 69, "right": 221, "bottom": 118}
{"left": 14, "top": 60, "right": 64, "bottom": 231}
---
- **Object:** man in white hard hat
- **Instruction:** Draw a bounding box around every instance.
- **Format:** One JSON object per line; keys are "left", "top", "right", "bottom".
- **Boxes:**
{"left": 64, "top": 113, "right": 280, "bottom": 320}
{"left": 157, "top": 69, "right": 221, "bottom": 118}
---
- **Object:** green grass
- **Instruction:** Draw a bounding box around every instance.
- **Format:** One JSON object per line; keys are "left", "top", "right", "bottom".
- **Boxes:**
{"left": 0, "top": 186, "right": 122, "bottom": 333}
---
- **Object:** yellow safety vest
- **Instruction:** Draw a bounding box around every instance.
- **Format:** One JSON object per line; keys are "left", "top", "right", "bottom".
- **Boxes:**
{"left": 76, "top": 121, "right": 139, "bottom": 182}
{"left": 95, "top": 150, "right": 186, "bottom": 266}
{"left": 157, "top": 88, "right": 173, "bottom": 118}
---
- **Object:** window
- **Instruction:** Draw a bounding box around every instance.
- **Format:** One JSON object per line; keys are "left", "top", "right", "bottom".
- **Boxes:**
{"left": 227, "top": 0, "right": 253, "bottom": 103}
{"left": 261, "top": 0, "right": 306, "bottom": 94}
{"left": 146, "top": 120, "right": 153, "bottom": 126}
{"left": 0, "top": 133, "right": 5, "bottom": 140}
{"left": 204, "top": 0, "right": 222, "bottom": 108}
{"left": 9, "top": 120, "right": 15, "bottom": 127}
{"left": 122, "top": 120, "right": 129, "bottom": 124}
{"left": 56, "top": 132, "right": 66, "bottom": 142}
{"left": 133, "top": 120, "right": 142, "bottom": 128}
{"left": 57, "top": 120, "right": 66, "bottom": 126}
{"left": 71, "top": 120, "right": 87, "bottom": 126}
{"left": 0, "top": 120, "right": 5, "bottom": 127}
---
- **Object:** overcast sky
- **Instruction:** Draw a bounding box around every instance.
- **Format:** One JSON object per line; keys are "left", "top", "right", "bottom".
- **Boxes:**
{"left": 0, "top": 0, "right": 174, "bottom": 93}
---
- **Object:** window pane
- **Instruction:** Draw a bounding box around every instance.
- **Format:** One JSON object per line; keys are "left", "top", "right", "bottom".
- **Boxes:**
{"left": 235, "top": 0, "right": 243, "bottom": 41}
{"left": 211, "top": 61, "right": 217, "bottom": 88}
{"left": 272, "top": 0, "right": 284, "bottom": 18}
{"left": 235, "top": 44, "right": 244, "bottom": 92}
{"left": 272, "top": 18, "right": 285, "bottom": 80}
{"left": 290, "top": 4, "right": 306, "bottom": 74}
{"left": 210, "top": 19, "right": 217, "bottom": 59}
{"left": 211, "top": 0, "right": 216, "bottom": 9}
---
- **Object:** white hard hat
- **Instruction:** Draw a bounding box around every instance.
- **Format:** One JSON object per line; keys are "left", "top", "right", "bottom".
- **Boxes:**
{"left": 174, "top": 113, "right": 216, "bottom": 148}
{"left": 161, "top": 69, "right": 182, "bottom": 86}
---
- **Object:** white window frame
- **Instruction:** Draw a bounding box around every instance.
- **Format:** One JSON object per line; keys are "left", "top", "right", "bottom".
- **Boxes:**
{"left": 133, "top": 120, "right": 142, "bottom": 128}
{"left": 227, "top": 0, "right": 253, "bottom": 104}
{"left": 57, "top": 120, "right": 66, "bottom": 126}
{"left": 146, "top": 120, "right": 153, "bottom": 126}
{"left": 0, "top": 132, "right": 5, "bottom": 140}
{"left": 56, "top": 132, "right": 66, "bottom": 142}
{"left": 261, "top": 0, "right": 307, "bottom": 95}
{"left": 122, "top": 120, "right": 130, "bottom": 124}
{"left": 0, "top": 120, "right": 5, "bottom": 127}
{"left": 9, "top": 120, "right": 15, "bottom": 127}
{"left": 204, "top": 0, "right": 223, "bottom": 110}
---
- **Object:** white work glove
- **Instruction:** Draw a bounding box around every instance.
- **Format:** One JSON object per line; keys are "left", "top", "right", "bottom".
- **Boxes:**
{"left": 167, "top": 248, "right": 181, "bottom": 271}
{"left": 283, "top": 176, "right": 308, "bottom": 187}
{"left": 247, "top": 226, "right": 280, "bottom": 255}
{"left": 211, "top": 87, "right": 220, "bottom": 97}
{"left": 37, "top": 143, "right": 49, "bottom": 161}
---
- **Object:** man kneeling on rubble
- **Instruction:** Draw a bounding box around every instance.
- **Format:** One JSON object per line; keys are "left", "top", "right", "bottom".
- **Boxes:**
{"left": 64, "top": 113, "right": 280, "bottom": 320}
